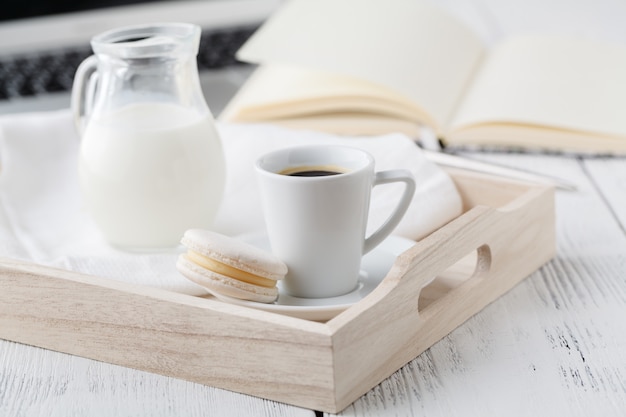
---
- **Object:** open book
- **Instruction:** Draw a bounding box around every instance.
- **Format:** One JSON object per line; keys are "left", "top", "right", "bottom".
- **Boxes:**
{"left": 219, "top": 0, "right": 626, "bottom": 154}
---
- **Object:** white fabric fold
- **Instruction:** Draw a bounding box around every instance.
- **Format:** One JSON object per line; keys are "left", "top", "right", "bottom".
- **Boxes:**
{"left": 0, "top": 109, "right": 463, "bottom": 295}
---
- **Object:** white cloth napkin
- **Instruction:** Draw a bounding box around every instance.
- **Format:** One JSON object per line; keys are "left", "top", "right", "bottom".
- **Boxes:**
{"left": 0, "top": 109, "right": 462, "bottom": 295}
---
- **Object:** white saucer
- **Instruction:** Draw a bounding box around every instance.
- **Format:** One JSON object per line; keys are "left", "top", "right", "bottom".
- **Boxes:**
{"left": 212, "top": 234, "right": 415, "bottom": 321}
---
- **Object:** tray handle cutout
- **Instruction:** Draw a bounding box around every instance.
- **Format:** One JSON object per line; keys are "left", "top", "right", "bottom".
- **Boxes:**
{"left": 418, "top": 243, "right": 491, "bottom": 312}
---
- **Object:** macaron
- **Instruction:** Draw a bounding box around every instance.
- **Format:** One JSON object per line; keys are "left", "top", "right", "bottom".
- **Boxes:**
{"left": 176, "top": 229, "right": 287, "bottom": 303}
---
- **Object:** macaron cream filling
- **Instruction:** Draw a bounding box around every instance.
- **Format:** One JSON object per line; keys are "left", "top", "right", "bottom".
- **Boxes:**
{"left": 184, "top": 250, "right": 277, "bottom": 289}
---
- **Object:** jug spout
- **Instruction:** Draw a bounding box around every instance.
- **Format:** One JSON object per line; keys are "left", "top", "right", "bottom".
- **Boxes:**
{"left": 91, "top": 23, "right": 201, "bottom": 59}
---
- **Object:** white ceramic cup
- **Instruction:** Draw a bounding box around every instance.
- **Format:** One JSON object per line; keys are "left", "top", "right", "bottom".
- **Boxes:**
{"left": 255, "top": 145, "right": 416, "bottom": 298}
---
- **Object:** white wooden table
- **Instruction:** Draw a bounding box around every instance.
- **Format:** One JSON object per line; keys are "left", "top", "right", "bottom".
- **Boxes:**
{"left": 2, "top": 0, "right": 626, "bottom": 416}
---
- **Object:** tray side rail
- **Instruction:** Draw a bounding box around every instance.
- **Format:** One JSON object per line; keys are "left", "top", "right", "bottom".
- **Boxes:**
{"left": 327, "top": 183, "right": 556, "bottom": 413}
{"left": 0, "top": 259, "right": 338, "bottom": 411}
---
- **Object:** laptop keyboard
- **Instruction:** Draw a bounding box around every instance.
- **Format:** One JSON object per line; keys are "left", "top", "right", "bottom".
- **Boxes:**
{"left": 0, "top": 24, "right": 259, "bottom": 101}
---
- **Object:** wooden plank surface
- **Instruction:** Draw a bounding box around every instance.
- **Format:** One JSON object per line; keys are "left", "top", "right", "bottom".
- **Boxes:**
{"left": 583, "top": 158, "right": 626, "bottom": 229}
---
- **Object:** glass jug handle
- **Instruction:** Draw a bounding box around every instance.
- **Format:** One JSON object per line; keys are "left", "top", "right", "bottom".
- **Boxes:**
{"left": 71, "top": 55, "right": 99, "bottom": 136}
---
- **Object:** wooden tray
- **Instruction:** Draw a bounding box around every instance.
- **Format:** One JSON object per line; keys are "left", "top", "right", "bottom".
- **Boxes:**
{"left": 0, "top": 168, "right": 555, "bottom": 413}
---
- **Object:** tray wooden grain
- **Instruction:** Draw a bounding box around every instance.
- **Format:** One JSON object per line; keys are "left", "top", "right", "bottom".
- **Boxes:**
{"left": 0, "top": 168, "right": 555, "bottom": 413}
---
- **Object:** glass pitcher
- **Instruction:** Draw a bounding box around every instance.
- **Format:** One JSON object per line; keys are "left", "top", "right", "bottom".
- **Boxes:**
{"left": 72, "top": 23, "right": 225, "bottom": 250}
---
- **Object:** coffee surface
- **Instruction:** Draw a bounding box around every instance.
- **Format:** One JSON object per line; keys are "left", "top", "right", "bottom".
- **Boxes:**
{"left": 279, "top": 164, "right": 347, "bottom": 177}
{"left": 288, "top": 169, "right": 340, "bottom": 177}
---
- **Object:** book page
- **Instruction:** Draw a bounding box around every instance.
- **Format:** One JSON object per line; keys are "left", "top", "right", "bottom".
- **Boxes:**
{"left": 449, "top": 35, "right": 626, "bottom": 138}
{"left": 236, "top": 0, "right": 485, "bottom": 133}
{"left": 219, "top": 64, "right": 435, "bottom": 126}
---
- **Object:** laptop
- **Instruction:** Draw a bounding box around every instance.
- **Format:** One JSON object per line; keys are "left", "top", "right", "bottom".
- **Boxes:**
{"left": 0, "top": 0, "right": 281, "bottom": 116}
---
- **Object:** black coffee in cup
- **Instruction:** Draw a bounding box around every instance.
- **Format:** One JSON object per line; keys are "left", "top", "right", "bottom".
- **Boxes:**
{"left": 288, "top": 169, "right": 340, "bottom": 177}
{"left": 279, "top": 165, "right": 347, "bottom": 177}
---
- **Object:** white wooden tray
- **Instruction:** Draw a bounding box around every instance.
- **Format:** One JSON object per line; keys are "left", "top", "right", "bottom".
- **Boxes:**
{"left": 0, "top": 168, "right": 555, "bottom": 413}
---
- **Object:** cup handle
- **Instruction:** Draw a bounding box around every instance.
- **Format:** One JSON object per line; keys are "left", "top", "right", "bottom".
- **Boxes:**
{"left": 363, "top": 169, "right": 416, "bottom": 254}
{"left": 70, "top": 55, "right": 99, "bottom": 136}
